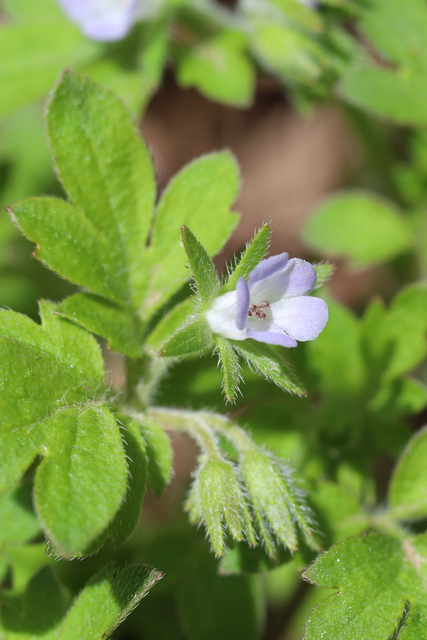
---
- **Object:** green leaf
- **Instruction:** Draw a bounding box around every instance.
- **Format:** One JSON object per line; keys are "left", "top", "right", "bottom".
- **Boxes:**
{"left": 232, "top": 339, "right": 306, "bottom": 396}
{"left": 91, "top": 417, "right": 148, "bottom": 549}
{"left": 221, "top": 224, "right": 270, "bottom": 294}
{"left": 160, "top": 318, "right": 213, "bottom": 358}
{"left": 57, "top": 293, "right": 145, "bottom": 357}
{"left": 57, "top": 564, "right": 163, "bottom": 640}
{"left": 0, "top": 24, "right": 98, "bottom": 118}
{"left": 35, "top": 405, "right": 127, "bottom": 557}
{"left": 252, "top": 23, "right": 323, "bottom": 84}
{"left": 0, "top": 482, "right": 41, "bottom": 545}
{"left": 177, "top": 33, "right": 255, "bottom": 107}
{"left": 182, "top": 226, "right": 221, "bottom": 306}
{"left": 215, "top": 336, "right": 242, "bottom": 403}
{"left": 389, "top": 427, "right": 427, "bottom": 521}
{"left": 339, "top": 0, "right": 427, "bottom": 125}
{"left": 137, "top": 415, "right": 173, "bottom": 498}
{"left": 303, "top": 533, "right": 427, "bottom": 640}
{"left": 303, "top": 190, "right": 414, "bottom": 267}
{"left": 45, "top": 69, "right": 156, "bottom": 308}
{"left": 146, "top": 152, "right": 240, "bottom": 315}
{"left": 0, "top": 566, "right": 70, "bottom": 638}
{"left": 0, "top": 302, "right": 128, "bottom": 557}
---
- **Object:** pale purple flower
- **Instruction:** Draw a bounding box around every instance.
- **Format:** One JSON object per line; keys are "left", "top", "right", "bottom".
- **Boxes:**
{"left": 58, "top": 0, "right": 159, "bottom": 41}
{"left": 206, "top": 253, "right": 328, "bottom": 348}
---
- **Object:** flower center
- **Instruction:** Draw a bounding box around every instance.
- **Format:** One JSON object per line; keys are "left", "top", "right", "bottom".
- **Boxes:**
{"left": 248, "top": 301, "right": 270, "bottom": 321}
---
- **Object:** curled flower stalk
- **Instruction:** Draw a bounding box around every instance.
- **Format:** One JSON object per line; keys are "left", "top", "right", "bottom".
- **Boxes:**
{"left": 206, "top": 252, "right": 328, "bottom": 348}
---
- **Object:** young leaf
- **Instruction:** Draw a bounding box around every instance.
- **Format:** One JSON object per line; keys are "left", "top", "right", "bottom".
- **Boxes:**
{"left": 303, "top": 532, "right": 427, "bottom": 640}
{"left": 186, "top": 454, "right": 256, "bottom": 557}
{"left": 215, "top": 336, "right": 242, "bottom": 403}
{"left": 303, "top": 190, "right": 414, "bottom": 267}
{"left": 57, "top": 564, "right": 163, "bottom": 640}
{"left": 232, "top": 339, "right": 306, "bottom": 396}
{"left": 221, "top": 224, "right": 270, "bottom": 294}
{"left": 146, "top": 152, "right": 240, "bottom": 315}
{"left": 389, "top": 426, "right": 427, "bottom": 521}
{"left": 182, "top": 226, "right": 221, "bottom": 306}
{"left": 160, "top": 318, "right": 213, "bottom": 358}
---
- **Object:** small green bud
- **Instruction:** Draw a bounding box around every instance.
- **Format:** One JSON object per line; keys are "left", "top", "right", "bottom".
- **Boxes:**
{"left": 185, "top": 454, "right": 255, "bottom": 556}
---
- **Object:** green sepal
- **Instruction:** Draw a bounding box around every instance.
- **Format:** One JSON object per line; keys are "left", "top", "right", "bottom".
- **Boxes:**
{"left": 186, "top": 454, "right": 256, "bottom": 557}
{"left": 159, "top": 318, "right": 213, "bottom": 358}
{"left": 214, "top": 336, "right": 242, "bottom": 403}
{"left": 182, "top": 226, "right": 221, "bottom": 307}
{"left": 145, "top": 297, "right": 195, "bottom": 349}
{"left": 232, "top": 339, "right": 306, "bottom": 396}
{"left": 57, "top": 293, "right": 145, "bottom": 357}
{"left": 313, "top": 262, "right": 335, "bottom": 290}
{"left": 221, "top": 224, "right": 270, "bottom": 294}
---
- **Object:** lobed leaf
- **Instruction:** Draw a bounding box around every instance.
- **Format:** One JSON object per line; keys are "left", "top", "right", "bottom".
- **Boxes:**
{"left": 389, "top": 426, "right": 427, "bottom": 521}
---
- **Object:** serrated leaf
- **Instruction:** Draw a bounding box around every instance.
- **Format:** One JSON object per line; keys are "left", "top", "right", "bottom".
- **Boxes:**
{"left": 0, "top": 302, "right": 128, "bottom": 557}
{"left": 221, "top": 224, "right": 270, "bottom": 294}
{"left": 146, "top": 152, "right": 240, "bottom": 315}
{"left": 160, "top": 318, "right": 213, "bottom": 357}
{"left": 303, "top": 191, "right": 414, "bottom": 267}
{"left": 389, "top": 427, "right": 427, "bottom": 521}
{"left": 57, "top": 564, "right": 163, "bottom": 640}
{"left": 232, "top": 339, "right": 306, "bottom": 396}
{"left": 46, "top": 69, "right": 156, "bottom": 307}
{"left": 303, "top": 533, "right": 427, "bottom": 640}
{"left": 182, "top": 226, "right": 221, "bottom": 306}
{"left": 137, "top": 415, "right": 173, "bottom": 498}
{"left": 57, "top": 293, "right": 145, "bottom": 357}
{"left": 215, "top": 336, "right": 241, "bottom": 403}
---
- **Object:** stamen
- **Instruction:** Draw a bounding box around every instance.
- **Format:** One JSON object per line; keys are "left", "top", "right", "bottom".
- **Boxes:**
{"left": 248, "top": 301, "right": 270, "bottom": 320}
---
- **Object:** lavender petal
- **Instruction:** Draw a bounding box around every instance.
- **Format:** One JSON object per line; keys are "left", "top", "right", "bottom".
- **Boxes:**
{"left": 248, "top": 252, "right": 289, "bottom": 287}
{"left": 236, "top": 277, "right": 250, "bottom": 330}
{"left": 271, "top": 296, "right": 328, "bottom": 341}
{"left": 280, "top": 258, "right": 317, "bottom": 298}
{"left": 247, "top": 329, "right": 298, "bottom": 348}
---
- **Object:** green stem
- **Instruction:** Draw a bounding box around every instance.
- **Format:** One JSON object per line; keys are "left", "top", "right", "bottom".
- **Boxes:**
{"left": 126, "top": 353, "right": 170, "bottom": 409}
